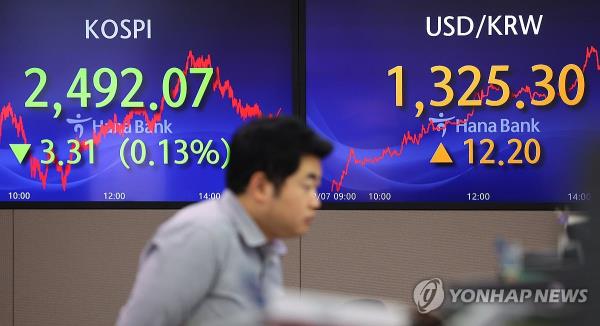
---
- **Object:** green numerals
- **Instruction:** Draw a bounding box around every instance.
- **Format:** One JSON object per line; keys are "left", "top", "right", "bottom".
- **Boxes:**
{"left": 66, "top": 139, "right": 82, "bottom": 164}
{"left": 93, "top": 68, "right": 118, "bottom": 108}
{"left": 163, "top": 68, "right": 187, "bottom": 108}
{"left": 39, "top": 139, "right": 95, "bottom": 165}
{"left": 40, "top": 139, "right": 55, "bottom": 164}
{"left": 24, "top": 68, "right": 48, "bottom": 108}
{"left": 121, "top": 68, "right": 144, "bottom": 108}
{"left": 67, "top": 68, "right": 92, "bottom": 107}
{"left": 190, "top": 68, "right": 214, "bottom": 107}
{"left": 25, "top": 66, "right": 213, "bottom": 111}
{"left": 174, "top": 139, "right": 189, "bottom": 164}
{"left": 163, "top": 67, "right": 214, "bottom": 108}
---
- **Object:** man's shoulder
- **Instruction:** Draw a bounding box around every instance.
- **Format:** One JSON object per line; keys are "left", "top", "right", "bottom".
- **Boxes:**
{"left": 153, "top": 198, "right": 234, "bottom": 247}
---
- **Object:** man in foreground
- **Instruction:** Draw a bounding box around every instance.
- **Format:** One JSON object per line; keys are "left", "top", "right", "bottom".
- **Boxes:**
{"left": 116, "top": 117, "right": 333, "bottom": 326}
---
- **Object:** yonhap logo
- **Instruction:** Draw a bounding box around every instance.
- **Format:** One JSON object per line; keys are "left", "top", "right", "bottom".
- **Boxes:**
{"left": 412, "top": 278, "right": 588, "bottom": 313}
{"left": 413, "top": 278, "right": 445, "bottom": 313}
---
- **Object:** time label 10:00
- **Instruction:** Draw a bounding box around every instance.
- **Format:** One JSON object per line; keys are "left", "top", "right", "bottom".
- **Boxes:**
{"left": 315, "top": 192, "right": 392, "bottom": 201}
{"left": 388, "top": 64, "right": 585, "bottom": 109}
{"left": 24, "top": 67, "right": 213, "bottom": 113}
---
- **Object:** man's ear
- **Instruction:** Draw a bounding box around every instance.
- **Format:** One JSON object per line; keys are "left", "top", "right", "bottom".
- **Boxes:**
{"left": 245, "top": 171, "right": 274, "bottom": 203}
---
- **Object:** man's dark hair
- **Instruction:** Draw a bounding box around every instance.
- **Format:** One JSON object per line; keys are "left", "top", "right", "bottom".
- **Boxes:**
{"left": 226, "top": 117, "right": 333, "bottom": 194}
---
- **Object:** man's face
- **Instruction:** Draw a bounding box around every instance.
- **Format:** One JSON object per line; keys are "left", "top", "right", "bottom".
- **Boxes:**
{"left": 263, "top": 155, "right": 323, "bottom": 238}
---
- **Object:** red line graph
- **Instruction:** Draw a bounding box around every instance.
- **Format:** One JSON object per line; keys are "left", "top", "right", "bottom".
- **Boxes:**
{"left": 0, "top": 50, "right": 282, "bottom": 190}
{"left": 330, "top": 45, "right": 600, "bottom": 192}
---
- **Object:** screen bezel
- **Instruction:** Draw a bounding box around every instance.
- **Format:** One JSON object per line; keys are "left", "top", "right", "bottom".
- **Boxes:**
{"left": 301, "top": 0, "right": 589, "bottom": 211}
{"left": 0, "top": 0, "right": 302, "bottom": 209}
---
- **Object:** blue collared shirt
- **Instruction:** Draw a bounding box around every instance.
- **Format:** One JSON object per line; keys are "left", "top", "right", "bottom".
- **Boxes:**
{"left": 116, "top": 190, "right": 287, "bottom": 326}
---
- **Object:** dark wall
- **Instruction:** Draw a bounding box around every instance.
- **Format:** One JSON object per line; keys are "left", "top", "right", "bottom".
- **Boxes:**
{"left": 0, "top": 209, "right": 560, "bottom": 326}
{"left": 0, "top": 210, "right": 12, "bottom": 326}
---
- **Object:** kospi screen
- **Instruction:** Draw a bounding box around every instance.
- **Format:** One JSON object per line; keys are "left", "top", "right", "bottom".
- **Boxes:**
{"left": 306, "top": 0, "right": 599, "bottom": 208}
{"left": 0, "top": 0, "right": 296, "bottom": 206}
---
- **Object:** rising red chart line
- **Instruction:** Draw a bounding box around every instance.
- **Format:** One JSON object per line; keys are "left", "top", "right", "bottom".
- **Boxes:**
{"left": 0, "top": 51, "right": 283, "bottom": 190}
{"left": 330, "top": 45, "right": 600, "bottom": 192}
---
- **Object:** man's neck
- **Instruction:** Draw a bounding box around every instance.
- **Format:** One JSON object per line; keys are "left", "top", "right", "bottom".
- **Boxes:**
{"left": 236, "top": 193, "right": 275, "bottom": 241}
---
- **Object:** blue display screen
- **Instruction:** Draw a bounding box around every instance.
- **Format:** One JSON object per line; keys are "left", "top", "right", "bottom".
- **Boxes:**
{"left": 306, "top": 0, "right": 599, "bottom": 206}
{"left": 0, "top": 0, "right": 295, "bottom": 204}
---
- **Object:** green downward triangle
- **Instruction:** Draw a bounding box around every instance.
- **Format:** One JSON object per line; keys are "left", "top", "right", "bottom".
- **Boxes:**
{"left": 9, "top": 144, "right": 31, "bottom": 164}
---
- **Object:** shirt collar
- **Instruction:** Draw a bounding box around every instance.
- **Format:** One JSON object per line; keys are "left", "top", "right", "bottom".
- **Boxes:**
{"left": 269, "top": 239, "right": 288, "bottom": 256}
{"left": 220, "top": 189, "right": 288, "bottom": 256}
{"left": 221, "top": 189, "right": 269, "bottom": 248}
